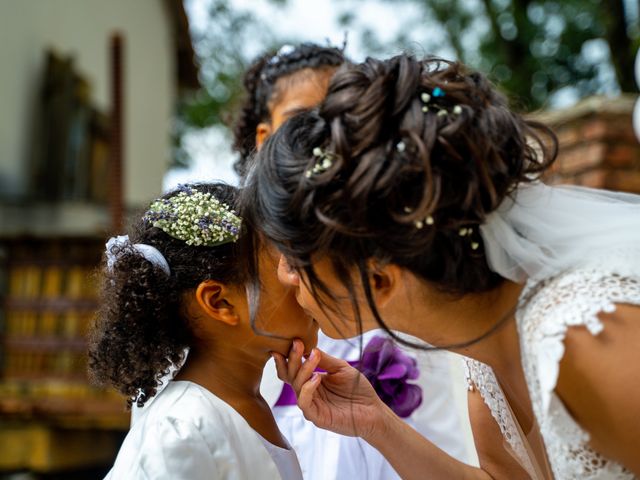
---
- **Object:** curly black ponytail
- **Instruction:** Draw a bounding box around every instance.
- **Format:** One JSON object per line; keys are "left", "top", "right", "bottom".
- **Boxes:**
{"left": 232, "top": 42, "right": 346, "bottom": 177}
{"left": 88, "top": 183, "right": 246, "bottom": 408}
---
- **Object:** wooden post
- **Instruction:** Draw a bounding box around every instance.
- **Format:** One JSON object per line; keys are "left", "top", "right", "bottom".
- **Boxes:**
{"left": 109, "top": 34, "right": 124, "bottom": 233}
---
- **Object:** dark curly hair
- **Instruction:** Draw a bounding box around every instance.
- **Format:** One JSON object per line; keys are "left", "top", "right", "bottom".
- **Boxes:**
{"left": 88, "top": 183, "right": 246, "bottom": 408}
{"left": 232, "top": 42, "right": 346, "bottom": 177}
{"left": 241, "top": 55, "right": 557, "bottom": 345}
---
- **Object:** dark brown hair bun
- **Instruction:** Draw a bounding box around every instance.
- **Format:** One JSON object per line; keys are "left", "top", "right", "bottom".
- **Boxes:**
{"left": 243, "top": 54, "right": 557, "bottom": 301}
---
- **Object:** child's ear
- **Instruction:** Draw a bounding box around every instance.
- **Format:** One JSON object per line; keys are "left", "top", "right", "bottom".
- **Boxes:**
{"left": 255, "top": 122, "right": 272, "bottom": 150}
{"left": 195, "top": 280, "right": 240, "bottom": 326}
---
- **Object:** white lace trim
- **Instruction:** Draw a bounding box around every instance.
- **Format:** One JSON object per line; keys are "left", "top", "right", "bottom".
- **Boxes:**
{"left": 466, "top": 257, "right": 639, "bottom": 479}
{"left": 465, "top": 359, "right": 537, "bottom": 478}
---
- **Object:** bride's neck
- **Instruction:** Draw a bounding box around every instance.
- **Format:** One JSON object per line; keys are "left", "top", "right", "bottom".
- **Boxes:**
{"left": 395, "top": 276, "right": 525, "bottom": 372}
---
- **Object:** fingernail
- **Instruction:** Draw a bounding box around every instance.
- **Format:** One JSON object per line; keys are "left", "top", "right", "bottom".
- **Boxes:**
{"left": 309, "top": 349, "right": 316, "bottom": 361}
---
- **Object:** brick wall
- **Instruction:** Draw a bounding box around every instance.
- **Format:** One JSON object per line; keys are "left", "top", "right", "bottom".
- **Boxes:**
{"left": 531, "top": 95, "right": 640, "bottom": 193}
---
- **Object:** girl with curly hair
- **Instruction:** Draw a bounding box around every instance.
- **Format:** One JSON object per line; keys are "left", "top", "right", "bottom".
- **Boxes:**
{"left": 241, "top": 54, "right": 640, "bottom": 479}
{"left": 89, "top": 182, "right": 316, "bottom": 480}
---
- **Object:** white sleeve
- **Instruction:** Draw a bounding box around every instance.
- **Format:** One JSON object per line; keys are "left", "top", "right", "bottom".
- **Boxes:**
{"left": 139, "top": 417, "right": 223, "bottom": 480}
{"left": 521, "top": 267, "right": 640, "bottom": 417}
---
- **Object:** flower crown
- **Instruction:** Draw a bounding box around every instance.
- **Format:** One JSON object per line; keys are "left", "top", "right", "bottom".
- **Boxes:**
{"left": 143, "top": 186, "right": 242, "bottom": 247}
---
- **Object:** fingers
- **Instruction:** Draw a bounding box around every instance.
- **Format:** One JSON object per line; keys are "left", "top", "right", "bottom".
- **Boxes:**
{"left": 316, "top": 349, "right": 351, "bottom": 373}
{"left": 271, "top": 340, "right": 319, "bottom": 385}
{"left": 287, "top": 339, "right": 304, "bottom": 380}
{"left": 272, "top": 352, "right": 287, "bottom": 382}
{"left": 292, "top": 348, "right": 321, "bottom": 393}
{"left": 298, "top": 372, "right": 323, "bottom": 414}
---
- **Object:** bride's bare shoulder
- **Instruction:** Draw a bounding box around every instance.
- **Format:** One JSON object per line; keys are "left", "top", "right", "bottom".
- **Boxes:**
{"left": 556, "top": 303, "right": 640, "bottom": 475}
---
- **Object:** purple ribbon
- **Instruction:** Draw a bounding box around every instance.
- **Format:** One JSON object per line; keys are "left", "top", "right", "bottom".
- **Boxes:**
{"left": 273, "top": 336, "right": 423, "bottom": 418}
{"left": 274, "top": 382, "right": 300, "bottom": 407}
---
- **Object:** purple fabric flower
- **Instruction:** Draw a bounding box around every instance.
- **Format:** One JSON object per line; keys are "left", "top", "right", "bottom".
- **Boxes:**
{"left": 357, "top": 336, "right": 423, "bottom": 418}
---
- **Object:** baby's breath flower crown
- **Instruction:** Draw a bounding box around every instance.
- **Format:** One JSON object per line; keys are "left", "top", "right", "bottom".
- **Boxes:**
{"left": 143, "top": 186, "right": 242, "bottom": 246}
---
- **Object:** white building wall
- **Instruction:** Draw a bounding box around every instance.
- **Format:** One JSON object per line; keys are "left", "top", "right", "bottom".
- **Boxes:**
{"left": 0, "top": 0, "right": 175, "bottom": 206}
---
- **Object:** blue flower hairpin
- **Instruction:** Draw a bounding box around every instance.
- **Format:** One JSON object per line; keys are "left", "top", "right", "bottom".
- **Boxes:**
{"left": 420, "top": 87, "right": 463, "bottom": 117}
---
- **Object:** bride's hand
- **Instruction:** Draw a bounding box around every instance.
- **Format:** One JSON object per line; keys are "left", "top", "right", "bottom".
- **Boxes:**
{"left": 272, "top": 339, "right": 391, "bottom": 441}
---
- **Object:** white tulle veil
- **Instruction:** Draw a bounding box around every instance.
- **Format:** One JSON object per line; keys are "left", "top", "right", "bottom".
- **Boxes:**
{"left": 479, "top": 182, "right": 640, "bottom": 283}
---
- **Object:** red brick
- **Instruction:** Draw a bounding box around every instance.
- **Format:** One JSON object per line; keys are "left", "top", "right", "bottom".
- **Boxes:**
{"left": 605, "top": 144, "right": 640, "bottom": 168}
{"left": 581, "top": 119, "right": 608, "bottom": 142}
{"left": 556, "top": 125, "right": 581, "bottom": 147}
{"left": 556, "top": 142, "right": 606, "bottom": 174}
{"left": 606, "top": 170, "right": 640, "bottom": 194}
{"left": 603, "top": 117, "right": 637, "bottom": 143}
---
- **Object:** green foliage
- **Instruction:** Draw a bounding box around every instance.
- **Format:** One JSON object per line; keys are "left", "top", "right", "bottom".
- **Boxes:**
{"left": 175, "top": 0, "right": 639, "bottom": 168}
{"left": 173, "top": 0, "right": 282, "bottom": 167}
{"left": 377, "top": 0, "right": 638, "bottom": 109}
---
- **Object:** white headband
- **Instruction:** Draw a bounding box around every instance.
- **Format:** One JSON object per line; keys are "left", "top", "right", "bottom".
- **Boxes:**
{"left": 106, "top": 235, "right": 171, "bottom": 276}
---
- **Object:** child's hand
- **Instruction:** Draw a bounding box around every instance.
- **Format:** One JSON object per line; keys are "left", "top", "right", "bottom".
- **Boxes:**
{"left": 272, "top": 339, "right": 392, "bottom": 442}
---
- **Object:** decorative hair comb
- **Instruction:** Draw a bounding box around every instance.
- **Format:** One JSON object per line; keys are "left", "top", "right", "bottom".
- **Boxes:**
{"left": 419, "top": 86, "right": 463, "bottom": 116}
{"left": 305, "top": 147, "right": 334, "bottom": 178}
{"left": 143, "top": 187, "right": 242, "bottom": 247}
{"left": 268, "top": 44, "right": 296, "bottom": 65}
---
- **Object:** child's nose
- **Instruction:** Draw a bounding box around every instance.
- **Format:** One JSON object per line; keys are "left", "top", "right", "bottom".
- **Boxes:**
{"left": 277, "top": 255, "right": 300, "bottom": 287}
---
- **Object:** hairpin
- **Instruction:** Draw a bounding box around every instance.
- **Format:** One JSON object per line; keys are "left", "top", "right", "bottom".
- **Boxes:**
{"left": 414, "top": 216, "right": 435, "bottom": 229}
{"left": 432, "top": 87, "right": 445, "bottom": 98}
{"left": 420, "top": 87, "right": 463, "bottom": 117}
{"left": 143, "top": 188, "right": 242, "bottom": 246}
{"left": 404, "top": 206, "right": 435, "bottom": 229}
{"left": 305, "top": 147, "right": 334, "bottom": 177}
{"left": 268, "top": 44, "right": 296, "bottom": 65}
{"left": 458, "top": 225, "right": 481, "bottom": 250}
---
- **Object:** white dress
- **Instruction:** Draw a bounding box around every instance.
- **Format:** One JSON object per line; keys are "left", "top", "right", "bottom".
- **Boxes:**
{"left": 465, "top": 255, "right": 640, "bottom": 479}
{"left": 107, "top": 380, "right": 302, "bottom": 480}
{"left": 267, "top": 330, "right": 472, "bottom": 480}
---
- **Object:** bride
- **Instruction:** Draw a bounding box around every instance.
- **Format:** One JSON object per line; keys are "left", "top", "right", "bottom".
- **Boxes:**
{"left": 240, "top": 54, "right": 640, "bottom": 479}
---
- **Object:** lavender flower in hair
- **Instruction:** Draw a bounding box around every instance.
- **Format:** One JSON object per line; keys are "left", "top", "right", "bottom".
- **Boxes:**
{"left": 143, "top": 190, "right": 242, "bottom": 246}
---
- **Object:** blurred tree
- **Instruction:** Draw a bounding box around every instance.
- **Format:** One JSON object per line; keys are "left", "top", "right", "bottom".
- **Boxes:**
{"left": 175, "top": 0, "right": 639, "bottom": 168}
{"left": 173, "top": 0, "right": 281, "bottom": 167}
{"left": 348, "top": 0, "right": 639, "bottom": 109}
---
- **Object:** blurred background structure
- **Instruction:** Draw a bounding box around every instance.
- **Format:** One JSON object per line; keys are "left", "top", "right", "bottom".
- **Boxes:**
{"left": 0, "top": 0, "right": 198, "bottom": 477}
{"left": 0, "top": 0, "right": 639, "bottom": 478}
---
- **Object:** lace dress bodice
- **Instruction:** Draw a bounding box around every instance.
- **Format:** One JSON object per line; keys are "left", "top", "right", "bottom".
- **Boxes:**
{"left": 465, "top": 259, "right": 640, "bottom": 479}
